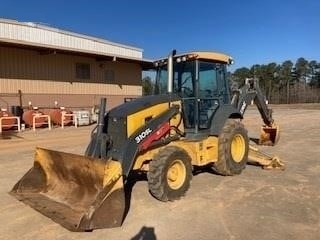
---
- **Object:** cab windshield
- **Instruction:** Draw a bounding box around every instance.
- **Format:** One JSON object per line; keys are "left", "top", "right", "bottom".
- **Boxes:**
{"left": 154, "top": 60, "right": 227, "bottom": 99}
{"left": 154, "top": 61, "right": 194, "bottom": 96}
{"left": 154, "top": 59, "right": 229, "bottom": 130}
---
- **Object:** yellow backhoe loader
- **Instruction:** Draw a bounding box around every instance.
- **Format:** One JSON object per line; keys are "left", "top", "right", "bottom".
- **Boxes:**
{"left": 11, "top": 50, "right": 283, "bottom": 231}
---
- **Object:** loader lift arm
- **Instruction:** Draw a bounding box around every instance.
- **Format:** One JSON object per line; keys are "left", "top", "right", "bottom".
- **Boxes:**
{"left": 85, "top": 98, "right": 108, "bottom": 159}
{"left": 85, "top": 98, "right": 182, "bottom": 178}
{"left": 110, "top": 104, "right": 181, "bottom": 178}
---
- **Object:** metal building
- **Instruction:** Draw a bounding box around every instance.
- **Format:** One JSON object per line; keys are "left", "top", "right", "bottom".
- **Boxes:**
{"left": 0, "top": 18, "right": 152, "bottom": 111}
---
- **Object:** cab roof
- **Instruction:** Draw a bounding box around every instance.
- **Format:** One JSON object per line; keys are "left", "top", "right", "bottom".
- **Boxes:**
{"left": 187, "top": 51, "right": 232, "bottom": 63}
{"left": 154, "top": 51, "right": 233, "bottom": 65}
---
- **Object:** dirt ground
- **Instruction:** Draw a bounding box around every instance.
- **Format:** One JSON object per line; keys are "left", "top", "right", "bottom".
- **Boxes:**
{"left": 0, "top": 105, "right": 319, "bottom": 240}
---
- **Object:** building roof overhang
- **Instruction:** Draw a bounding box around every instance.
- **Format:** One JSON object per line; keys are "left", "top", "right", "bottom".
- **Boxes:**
{"left": 0, "top": 38, "right": 153, "bottom": 69}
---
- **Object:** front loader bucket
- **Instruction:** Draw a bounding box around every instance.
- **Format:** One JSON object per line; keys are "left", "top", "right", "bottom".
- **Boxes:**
{"left": 259, "top": 124, "right": 280, "bottom": 146}
{"left": 10, "top": 148, "right": 125, "bottom": 232}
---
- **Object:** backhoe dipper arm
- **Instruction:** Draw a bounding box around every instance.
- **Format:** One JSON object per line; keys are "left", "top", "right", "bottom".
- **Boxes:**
{"left": 231, "top": 78, "right": 279, "bottom": 145}
{"left": 232, "top": 78, "right": 273, "bottom": 126}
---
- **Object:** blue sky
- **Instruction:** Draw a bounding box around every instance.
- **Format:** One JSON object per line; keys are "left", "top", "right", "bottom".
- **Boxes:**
{"left": 1, "top": 0, "right": 319, "bottom": 70}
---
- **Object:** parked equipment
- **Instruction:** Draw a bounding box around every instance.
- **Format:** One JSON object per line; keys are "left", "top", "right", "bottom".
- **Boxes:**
{"left": 0, "top": 108, "right": 16, "bottom": 130}
{"left": 22, "top": 108, "right": 48, "bottom": 128}
{"left": 73, "top": 110, "right": 91, "bottom": 126}
{"left": 49, "top": 107, "right": 73, "bottom": 126}
{"left": 11, "top": 50, "right": 283, "bottom": 231}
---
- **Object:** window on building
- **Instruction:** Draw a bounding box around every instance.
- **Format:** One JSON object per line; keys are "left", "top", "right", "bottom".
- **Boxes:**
{"left": 105, "top": 69, "right": 115, "bottom": 82}
{"left": 76, "top": 63, "right": 90, "bottom": 79}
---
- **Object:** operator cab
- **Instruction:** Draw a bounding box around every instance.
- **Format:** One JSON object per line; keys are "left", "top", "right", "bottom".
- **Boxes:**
{"left": 154, "top": 52, "right": 234, "bottom": 132}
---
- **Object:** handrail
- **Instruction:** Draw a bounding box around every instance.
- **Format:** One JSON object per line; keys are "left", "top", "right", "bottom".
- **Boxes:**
{"left": 0, "top": 116, "right": 20, "bottom": 133}
{"left": 61, "top": 113, "right": 77, "bottom": 129}
{"left": 32, "top": 115, "right": 51, "bottom": 131}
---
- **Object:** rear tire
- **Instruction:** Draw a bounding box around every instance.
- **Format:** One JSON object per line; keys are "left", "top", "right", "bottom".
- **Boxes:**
{"left": 147, "top": 146, "right": 192, "bottom": 201}
{"left": 214, "top": 119, "right": 249, "bottom": 176}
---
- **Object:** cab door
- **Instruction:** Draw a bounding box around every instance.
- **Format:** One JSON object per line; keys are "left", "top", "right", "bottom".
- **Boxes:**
{"left": 197, "top": 61, "right": 226, "bottom": 129}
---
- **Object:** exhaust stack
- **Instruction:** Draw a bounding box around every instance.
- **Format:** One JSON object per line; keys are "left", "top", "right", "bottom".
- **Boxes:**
{"left": 167, "top": 50, "right": 176, "bottom": 93}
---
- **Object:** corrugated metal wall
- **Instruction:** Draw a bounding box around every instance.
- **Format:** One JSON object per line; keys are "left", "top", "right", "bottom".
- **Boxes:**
{"left": 0, "top": 46, "right": 142, "bottom": 86}
{"left": 0, "top": 94, "right": 139, "bottom": 110}
{"left": 0, "top": 46, "right": 142, "bottom": 109}
{"left": 0, "top": 79, "right": 142, "bottom": 95}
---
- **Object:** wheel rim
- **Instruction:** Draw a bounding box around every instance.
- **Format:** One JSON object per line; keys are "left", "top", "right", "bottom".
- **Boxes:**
{"left": 166, "top": 159, "right": 186, "bottom": 190}
{"left": 231, "top": 134, "right": 246, "bottom": 163}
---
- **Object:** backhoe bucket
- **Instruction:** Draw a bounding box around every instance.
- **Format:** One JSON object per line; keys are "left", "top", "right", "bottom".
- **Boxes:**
{"left": 10, "top": 148, "right": 125, "bottom": 232}
{"left": 259, "top": 124, "right": 280, "bottom": 146}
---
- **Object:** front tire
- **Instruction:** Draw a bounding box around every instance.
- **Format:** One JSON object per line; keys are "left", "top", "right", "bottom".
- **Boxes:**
{"left": 214, "top": 119, "right": 249, "bottom": 176}
{"left": 147, "top": 146, "right": 192, "bottom": 201}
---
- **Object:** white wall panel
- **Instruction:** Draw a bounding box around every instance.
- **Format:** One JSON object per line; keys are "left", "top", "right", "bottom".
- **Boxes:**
{"left": 0, "top": 19, "right": 143, "bottom": 59}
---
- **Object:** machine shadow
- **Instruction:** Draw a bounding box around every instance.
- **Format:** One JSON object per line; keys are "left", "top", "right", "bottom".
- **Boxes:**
{"left": 0, "top": 131, "right": 24, "bottom": 140}
{"left": 250, "top": 137, "right": 260, "bottom": 145}
{"left": 193, "top": 164, "right": 217, "bottom": 176}
{"left": 130, "top": 226, "right": 157, "bottom": 240}
{"left": 123, "top": 171, "right": 148, "bottom": 221}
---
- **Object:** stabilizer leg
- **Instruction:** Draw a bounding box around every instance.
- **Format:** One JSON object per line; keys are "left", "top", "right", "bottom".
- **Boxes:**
{"left": 248, "top": 145, "right": 285, "bottom": 170}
